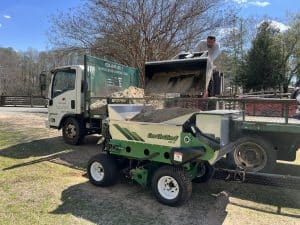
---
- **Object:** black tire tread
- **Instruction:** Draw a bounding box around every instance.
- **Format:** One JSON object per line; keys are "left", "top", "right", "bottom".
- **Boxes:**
{"left": 62, "top": 117, "right": 84, "bottom": 145}
{"left": 192, "top": 162, "right": 215, "bottom": 183}
{"left": 151, "top": 166, "right": 192, "bottom": 206}
{"left": 87, "top": 153, "right": 119, "bottom": 187}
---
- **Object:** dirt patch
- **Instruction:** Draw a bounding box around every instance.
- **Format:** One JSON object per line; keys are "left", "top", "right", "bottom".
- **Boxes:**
{"left": 131, "top": 106, "right": 197, "bottom": 123}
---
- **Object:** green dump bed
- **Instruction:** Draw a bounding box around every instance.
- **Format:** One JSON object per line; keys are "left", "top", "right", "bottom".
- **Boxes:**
{"left": 85, "top": 55, "right": 140, "bottom": 97}
{"left": 84, "top": 55, "right": 141, "bottom": 117}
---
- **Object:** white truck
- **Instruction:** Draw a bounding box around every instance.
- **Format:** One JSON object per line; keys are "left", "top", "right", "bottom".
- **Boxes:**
{"left": 39, "top": 55, "right": 140, "bottom": 145}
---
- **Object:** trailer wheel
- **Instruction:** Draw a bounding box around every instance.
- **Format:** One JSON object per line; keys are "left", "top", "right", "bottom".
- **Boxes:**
{"left": 230, "top": 136, "right": 277, "bottom": 173}
{"left": 62, "top": 117, "right": 84, "bottom": 145}
{"left": 87, "top": 154, "right": 119, "bottom": 187}
{"left": 192, "top": 162, "right": 215, "bottom": 183}
{"left": 151, "top": 166, "right": 192, "bottom": 206}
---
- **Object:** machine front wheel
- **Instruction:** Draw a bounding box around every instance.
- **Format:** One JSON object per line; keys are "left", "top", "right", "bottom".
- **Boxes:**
{"left": 87, "top": 154, "right": 119, "bottom": 187}
{"left": 151, "top": 166, "right": 192, "bottom": 206}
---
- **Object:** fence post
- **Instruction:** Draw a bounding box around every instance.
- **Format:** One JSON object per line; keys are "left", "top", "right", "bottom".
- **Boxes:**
{"left": 0, "top": 94, "right": 3, "bottom": 106}
{"left": 30, "top": 95, "right": 33, "bottom": 107}
{"left": 284, "top": 101, "right": 288, "bottom": 124}
{"left": 242, "top": 101, "right": 246, "bottom": 121}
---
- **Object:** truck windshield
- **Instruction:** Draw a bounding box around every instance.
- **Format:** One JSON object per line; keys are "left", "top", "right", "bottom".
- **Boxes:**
{"left": 52, "top": 69, "right": 76, "bottom": 98}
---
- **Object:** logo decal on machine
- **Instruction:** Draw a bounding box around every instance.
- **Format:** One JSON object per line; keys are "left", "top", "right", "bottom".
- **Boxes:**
{"left": 113, "top": 124, "right": 145, "bottom": 142}
{"left": 147, "top": 133, "right": 179, "bottom": 141}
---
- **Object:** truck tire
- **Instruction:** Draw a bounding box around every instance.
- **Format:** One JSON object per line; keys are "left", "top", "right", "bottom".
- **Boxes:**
{"left": 87, "top": 153, "right": 119, "bottom": 187}
{"left": 192, "top": 162, "right": 215, "bottom": 183}
{"left": 151, "top": 166, "right": 192, "bottom": 206}
{"left": 229, "top": 136, "right": 277, "bottom": 173}
{"left": 62, "top": 117, "right": 84, "bottom": 145}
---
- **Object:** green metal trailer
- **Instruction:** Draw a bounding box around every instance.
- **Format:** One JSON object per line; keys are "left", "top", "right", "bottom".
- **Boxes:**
{"left": 160, "top": 97, "right": 300, "bottom": 173}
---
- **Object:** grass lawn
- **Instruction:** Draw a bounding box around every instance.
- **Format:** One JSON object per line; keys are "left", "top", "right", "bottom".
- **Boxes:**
{"left": 0, "top": 113, "right": 300, "bottom": 225}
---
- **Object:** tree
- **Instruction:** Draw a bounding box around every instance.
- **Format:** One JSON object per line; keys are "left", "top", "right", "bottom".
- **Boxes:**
{"left": 238, "top": 21, "right": 285, "bottom": 92}
{"left": 49, "top": 0, "right": 236, "bottom": 83}
{"left": 216, "top": 17, "right": 257, "bottom": 94}
{"left": 0, "top": 47, "right": 85, "bottom": 96}
{"left": 279, "top": 14, "right": 300, "bottom": 91}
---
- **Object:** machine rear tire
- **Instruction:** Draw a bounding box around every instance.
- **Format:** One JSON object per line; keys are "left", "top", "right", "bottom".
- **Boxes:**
{"left": 192, "top": 162, "right": 215, "bottom": 183}
{"left": 229, "top": 136, "right": 277, "bottom": 173}
{"left": 151, "top": 166, "right": 192, "bottom": 206}
{"left": 87, "top": 153, "right": 119, "bottom": 187}
{"left": 62, "top": 117, "right": 84, "bottom": 145}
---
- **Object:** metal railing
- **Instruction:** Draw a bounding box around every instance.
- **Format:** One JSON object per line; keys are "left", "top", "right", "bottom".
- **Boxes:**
{"left": 89, "top": 96, "right": 299, "bottom": 124}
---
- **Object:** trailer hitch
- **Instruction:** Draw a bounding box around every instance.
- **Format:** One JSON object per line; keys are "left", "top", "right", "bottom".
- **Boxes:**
{"left": 224, "top": 168, "right": 246, "bottom": 183}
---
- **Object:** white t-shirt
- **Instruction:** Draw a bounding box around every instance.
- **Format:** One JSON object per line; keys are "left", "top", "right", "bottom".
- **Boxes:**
{"left": 194, "top": 40, "right": 221, "bottom": 61}
{"left": 296, "top": 93, "right": 300, "bottom": 104}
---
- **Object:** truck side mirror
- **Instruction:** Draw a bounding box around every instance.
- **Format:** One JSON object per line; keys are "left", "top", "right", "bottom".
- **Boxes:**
{"left": 39, "top": 72, "right": 47, "bottom": 97}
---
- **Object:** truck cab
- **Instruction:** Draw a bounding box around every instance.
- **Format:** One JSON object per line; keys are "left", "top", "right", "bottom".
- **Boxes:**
{"left": 47, "top": 65, "right": 84, "bottom": 129}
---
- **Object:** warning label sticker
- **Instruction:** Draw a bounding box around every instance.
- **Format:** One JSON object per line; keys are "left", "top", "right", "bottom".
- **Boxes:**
{"left": 174, "top": 152, "right": 183, "bottom": 162}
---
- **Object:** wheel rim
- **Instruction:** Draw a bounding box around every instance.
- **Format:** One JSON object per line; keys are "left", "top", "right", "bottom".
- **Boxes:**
{"left": 157, "top": 176, "right": 180, "bottom": 200}
{"left": 65, "top": 123, "right": 76, "bottom": 139}
{"left": 90, "top": 162, "right": 105, "bottom": 181}
{"left": 233, "top": 142, "right": 267, "bottom": 171}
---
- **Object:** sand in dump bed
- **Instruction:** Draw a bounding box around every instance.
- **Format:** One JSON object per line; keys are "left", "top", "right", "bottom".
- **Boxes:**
{"left": 130, "top": 107, "right": 197, "bottom": 123}
{"left": 90, "top": 86, "right": 144, "bottom": 111}
{"left": 111, "top": 86, "right": 144, "bottom": 98}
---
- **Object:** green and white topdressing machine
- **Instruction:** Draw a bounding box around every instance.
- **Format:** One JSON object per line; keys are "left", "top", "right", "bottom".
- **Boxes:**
{"left": 88, "top": 104, "right": 240, "bottom": 206}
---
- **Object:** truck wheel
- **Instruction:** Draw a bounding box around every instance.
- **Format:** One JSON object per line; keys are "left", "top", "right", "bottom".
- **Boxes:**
{"left": 151, "top": 166, "right": 192, "bottom": 206}
{"left": 192, "top": 162, "right": 215, "bottom": 183}
{"left": 62, "top": 117, "right": 84, "bottom": 145}
{"left": 230, "top": 136, "right": 277, "bottom": 173}
{"left": 87, "top": 154, "right": 119, "bottom": 187}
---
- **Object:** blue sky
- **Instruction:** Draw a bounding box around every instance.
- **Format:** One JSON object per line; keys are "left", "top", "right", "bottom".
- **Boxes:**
{"left": 0, "top": 0, "right": 299, "bottom": 52}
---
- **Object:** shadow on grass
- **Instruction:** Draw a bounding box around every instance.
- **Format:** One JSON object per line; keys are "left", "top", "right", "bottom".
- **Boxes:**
{"left": 0, "top": 135, "right": 100, "bottom": 171}
{"left": 204, "top": 180, "right": 300, "bottom": 218}
{"left": 1, "top": 134, "right": 300, "bottom": 224}
{"left": 274, "top": 162, "right": 300, "bottom": 177}
{"left": 51, "top": 178, "right": 300, "bottom": 225}
{"left": 51, "top": 181, "right": 228, "bottom": 225}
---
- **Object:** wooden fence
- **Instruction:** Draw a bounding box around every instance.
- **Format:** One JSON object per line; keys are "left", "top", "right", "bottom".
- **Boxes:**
{"left": 0, "top": 95, "right": 47, "bottom": 107}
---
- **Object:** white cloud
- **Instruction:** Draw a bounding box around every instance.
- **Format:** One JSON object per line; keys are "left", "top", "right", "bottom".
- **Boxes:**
{"left": 3, "top": 15, "right": 11, "bottom": 19}
{"left": 0, "top": 23, "right": 2, "bottom": 28}
{"left": 257, "top": 20, "right": 290, "bottom": 32}
{"left": 233, "top": 0, "right": 248, "bottom": 3}
{"left": 248, "top": 1, "right": 270, "bottom": 7}
{"left": 232, "top": 0, "right": 270, "bottom": 7}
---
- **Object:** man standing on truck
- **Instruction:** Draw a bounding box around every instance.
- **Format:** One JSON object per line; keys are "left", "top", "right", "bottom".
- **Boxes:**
{"left": 194, "top": 36, "right": 221, "bottom": 97}
{"left": 291, "top": 80, "right": 300, "bottom": 119}
{"left": 194, "top": 36, "right": 221, "bottom": 61}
